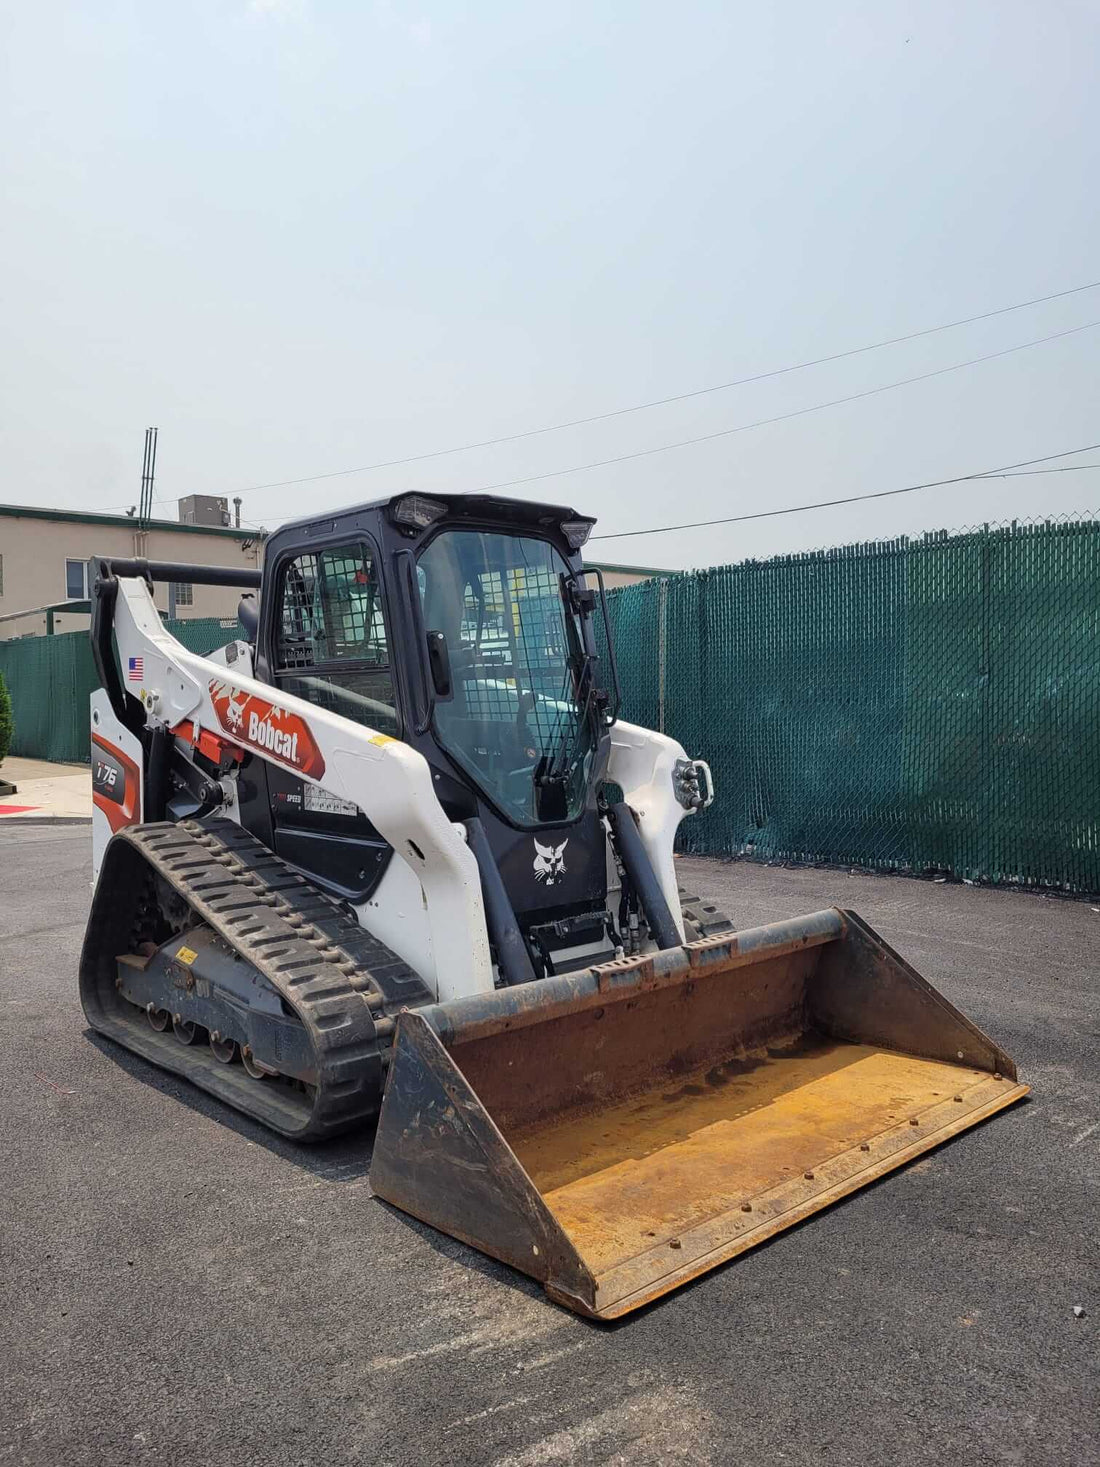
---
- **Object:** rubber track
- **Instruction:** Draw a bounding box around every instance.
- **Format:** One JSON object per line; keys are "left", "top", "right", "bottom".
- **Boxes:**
{"left": 678, "top": 885, "right": 737, "bottom": 940}
{"left": 81, "top": 818, "right": 430, "bottom": 1141}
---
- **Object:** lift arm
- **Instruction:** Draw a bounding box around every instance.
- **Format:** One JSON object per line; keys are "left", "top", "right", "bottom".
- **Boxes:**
{"left": 97, "top": 568, "right": 494, "bottom": 1002}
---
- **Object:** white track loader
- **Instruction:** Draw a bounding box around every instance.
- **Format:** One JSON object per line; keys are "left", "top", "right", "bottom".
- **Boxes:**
{"left": 81, "top": 491, "right": 1026, "bottom": 1319}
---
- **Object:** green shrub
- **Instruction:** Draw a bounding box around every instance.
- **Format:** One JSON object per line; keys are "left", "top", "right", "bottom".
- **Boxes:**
{"left": 0, "top": 671, "right": 12, "bottom": 765}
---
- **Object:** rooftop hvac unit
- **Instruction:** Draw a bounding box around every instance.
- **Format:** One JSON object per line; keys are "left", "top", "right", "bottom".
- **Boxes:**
{"left": 178, "top": 494, "right": 231, "bottom": 528}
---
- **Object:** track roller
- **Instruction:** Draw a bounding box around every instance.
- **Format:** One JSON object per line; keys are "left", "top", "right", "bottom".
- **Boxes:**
{"left": 241, "top": 1045, "right": 273, "bottom": 1079}
{"left": 209, "top": 1031, "right": 237, "bottom": 1064}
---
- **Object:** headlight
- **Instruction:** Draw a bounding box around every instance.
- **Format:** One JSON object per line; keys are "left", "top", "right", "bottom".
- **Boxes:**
{"left": 560, "top": 518, "right": 595, "bottom": 550}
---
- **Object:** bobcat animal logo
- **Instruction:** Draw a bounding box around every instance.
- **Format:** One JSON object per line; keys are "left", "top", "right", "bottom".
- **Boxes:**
{"left": 533, "top": 839, "right": 568, "bottom": 886}
{"left": 226, "top": 690, "right": 247, "bottom": 731}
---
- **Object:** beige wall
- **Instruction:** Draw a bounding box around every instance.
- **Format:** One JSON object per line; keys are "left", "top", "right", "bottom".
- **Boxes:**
{"left": 588, "top": 564, "right": 672, "bottom": 589}
{"left": 0, "top": 513, "right": 262, "bottom": 639}
{"left": 597, "top": 568, "right": 657, "bottom": 589}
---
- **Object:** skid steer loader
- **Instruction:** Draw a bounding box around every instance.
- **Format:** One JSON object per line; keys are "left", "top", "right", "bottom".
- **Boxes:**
{"left": 81, "top": 492, "right": 1026, "bottom": 1319}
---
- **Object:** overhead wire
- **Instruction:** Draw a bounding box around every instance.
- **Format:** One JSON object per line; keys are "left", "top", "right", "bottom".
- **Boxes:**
{"left": 254, "top": 321, "right": 1100, "bottom": 528}
{"left": 251, "top": 442, "right": 1100, "bottom": 538}
{"left": 457, "top": 321, "right": 1100, "bottom": 498}
{"left": 105, "top": 277, "right": 1100, "bottom": 514}
{"left": 586, "top": 443, "right": 1100, "bottom": 541}
{"left": 980, "top": 463, "right": 1100, "bottom": 478}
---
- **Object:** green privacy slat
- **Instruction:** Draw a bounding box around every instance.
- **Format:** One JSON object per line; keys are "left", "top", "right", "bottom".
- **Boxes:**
{"left": 3, "top": 521, "right": 1097, "bottom": 898}
{"left": 0, "top": 618, "right": 238, "bottom": 764}
{"left": 0, "top": 631, "right": 101, "bottom": 765}
{"left": 604, "top": 519, "right": 1100, "bottom": 895}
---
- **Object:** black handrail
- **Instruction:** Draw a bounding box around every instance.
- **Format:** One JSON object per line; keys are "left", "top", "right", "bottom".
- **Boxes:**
{"left": 94, "top": 556, "right": 262, "bottom": 589}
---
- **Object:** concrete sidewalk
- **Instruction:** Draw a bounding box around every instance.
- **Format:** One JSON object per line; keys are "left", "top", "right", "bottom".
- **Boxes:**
{"left": 0, "top": 755, "right": 92, "bottom": 823}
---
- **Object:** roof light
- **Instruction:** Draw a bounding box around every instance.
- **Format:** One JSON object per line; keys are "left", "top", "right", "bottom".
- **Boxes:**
{"left": 392, "top": 495, "right": 448, "bottom": 531}
{"left": 560, "top": 518, "right": 595, "bottom": 550}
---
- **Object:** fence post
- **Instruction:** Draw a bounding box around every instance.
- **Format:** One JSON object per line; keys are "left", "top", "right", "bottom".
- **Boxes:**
{"left": 657, "top": 576, "right": 669, "bottom": 733}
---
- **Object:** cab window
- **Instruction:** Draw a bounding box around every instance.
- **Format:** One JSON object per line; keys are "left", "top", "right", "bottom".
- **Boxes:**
{"left": 273, "top": 543, "right": 398, "bottom": 736}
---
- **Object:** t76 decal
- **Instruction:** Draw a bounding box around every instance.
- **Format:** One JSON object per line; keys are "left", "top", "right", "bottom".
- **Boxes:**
{"left": 92, "top": 733, "right": 141, "bottom": 834}
{"left": 208, "top": 681, "right": 326, "bottom": 780}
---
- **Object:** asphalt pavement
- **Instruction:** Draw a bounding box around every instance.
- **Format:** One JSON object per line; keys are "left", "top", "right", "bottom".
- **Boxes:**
{"left": 1, "top": 826, "right": 1097, "bottom": 1467}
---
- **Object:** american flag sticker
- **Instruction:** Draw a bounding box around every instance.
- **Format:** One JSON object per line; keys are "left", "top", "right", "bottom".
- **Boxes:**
{"left": 127, "top": 656, "right": 144, "bottom": 682}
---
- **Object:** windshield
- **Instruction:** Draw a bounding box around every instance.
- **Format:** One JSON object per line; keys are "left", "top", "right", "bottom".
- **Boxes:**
{"left": 417, "top": 529, "right": 597, "bottom": 825}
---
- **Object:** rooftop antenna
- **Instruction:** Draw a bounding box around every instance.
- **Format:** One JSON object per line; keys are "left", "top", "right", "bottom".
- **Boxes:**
{"left": 138, "top": 427, "right": 158, "bottom": 530}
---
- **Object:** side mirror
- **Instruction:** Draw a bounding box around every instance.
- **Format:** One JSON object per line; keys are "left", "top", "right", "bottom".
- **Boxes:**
{"left": 425, "top": 630, "right": 452, "bottom": 699}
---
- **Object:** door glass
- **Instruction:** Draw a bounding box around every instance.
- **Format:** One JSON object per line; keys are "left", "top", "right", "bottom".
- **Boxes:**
{"left": 274, "top": 544, "right": 398, "bottom": 736}
{"left": 417, "top": 530, "right": 596, "bottom": 825}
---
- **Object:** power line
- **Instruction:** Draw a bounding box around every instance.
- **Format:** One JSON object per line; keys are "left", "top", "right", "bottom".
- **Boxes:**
{"left": 253, "top": 321, "right": 1100, "bottom": 527}
{"left": 983, "top": 463, "right": 1100, "bottom": 478}
{"left": 586, "top": 442, "right": 1100, "bottom": 541}
{"left": 122, "top": 277, "right": 1100, "bottom": 511}
{"left": 254, "top": 440, "right": 1100, "bottom": 538}
{"left": 460, "top": 320, "right": 1100, "bottom": 498}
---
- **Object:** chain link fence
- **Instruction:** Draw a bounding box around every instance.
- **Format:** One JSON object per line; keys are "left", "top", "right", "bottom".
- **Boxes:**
{"left": 0, "top": 617, "right": 239, "bottom": 765}
{"left": 605, "top": 516, "right": 1100, "bottom": 894}
{"left": 4, "top": 522, "right": 1097, "bottom": 894}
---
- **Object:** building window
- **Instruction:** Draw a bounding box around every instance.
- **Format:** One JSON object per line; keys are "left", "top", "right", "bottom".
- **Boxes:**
{"left": 0, "top": 553, "right": 4, "bottom": 597}
{"left": 173, "top": 582, "right": 193, "bottom": 608}
{"left": 65, "top": 559, "right": 87, "bottom": 600}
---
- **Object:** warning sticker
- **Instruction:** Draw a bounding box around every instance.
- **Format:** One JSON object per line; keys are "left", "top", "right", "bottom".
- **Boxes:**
{"left": 303, "top": 786, "right": 360, "bottom": 818}
{"left": 175, "top": 945, "right": 198, "bottom": 966}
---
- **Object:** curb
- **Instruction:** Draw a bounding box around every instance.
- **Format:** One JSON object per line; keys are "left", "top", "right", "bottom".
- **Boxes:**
{"left": 0, "top": 814, "right": 93, "bottom": 827}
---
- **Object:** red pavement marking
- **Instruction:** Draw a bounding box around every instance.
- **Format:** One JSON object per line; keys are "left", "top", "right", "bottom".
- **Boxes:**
{"left": 0, "top": 805, "right": 38, "bottom": 815}
{"left": 34, "top": 1073, "right": 76, "bottom": 1095}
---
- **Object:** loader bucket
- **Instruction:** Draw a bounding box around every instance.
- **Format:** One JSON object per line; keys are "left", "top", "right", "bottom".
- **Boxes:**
{"left": 370, "top": 909, "right": 1027, "bottom": 1320}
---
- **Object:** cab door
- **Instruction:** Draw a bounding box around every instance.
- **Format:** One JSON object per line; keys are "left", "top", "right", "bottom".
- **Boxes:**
{"left": 261, "top": 538, "right": 398, "bottom": 901}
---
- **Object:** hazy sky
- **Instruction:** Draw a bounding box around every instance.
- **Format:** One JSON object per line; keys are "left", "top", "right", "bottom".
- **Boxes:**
{"left": 3, "top": 1, "right": 1098, "bottom": 569}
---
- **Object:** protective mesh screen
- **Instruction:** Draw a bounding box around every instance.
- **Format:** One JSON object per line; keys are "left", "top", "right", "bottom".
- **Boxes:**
{"left": 602, "top": 518, "right": 1100, "bottom": 894}
{"left": 457, "top": 565, "right": 574, "bottom": 746}
{"left": 417, "top": 528, "right": 595, "bottom": 824}
{"left": 273, "top": 544, "right": 396, "bottom": 734}
{"left": 276, "top": 548, "right": 388, "bottom": 670}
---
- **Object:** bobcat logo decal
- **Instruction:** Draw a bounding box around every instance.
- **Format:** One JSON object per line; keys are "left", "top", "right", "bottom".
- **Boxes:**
{"left": 533, "top": 839, "right": 568, "bottom": 886}
{"left": 208, "top": 680, "right": 326, "bottom": 780}
{"left": 225, "top": 690, "right": 247, "bottom": 731}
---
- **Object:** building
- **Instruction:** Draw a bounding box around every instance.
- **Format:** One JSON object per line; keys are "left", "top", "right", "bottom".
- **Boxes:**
{"left": 0, "top": 499, "right": 669, "bottom": 641}
{"left": 587, "top": 559, "right": 671, "bottom": 589}
{"left": 0, "top": 503, "right": 263, "bottom": 640}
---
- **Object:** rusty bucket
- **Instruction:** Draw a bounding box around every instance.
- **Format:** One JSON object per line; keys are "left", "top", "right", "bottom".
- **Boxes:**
{"left": 369, "top": 909, "right": 1027, "bottom": 1320}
